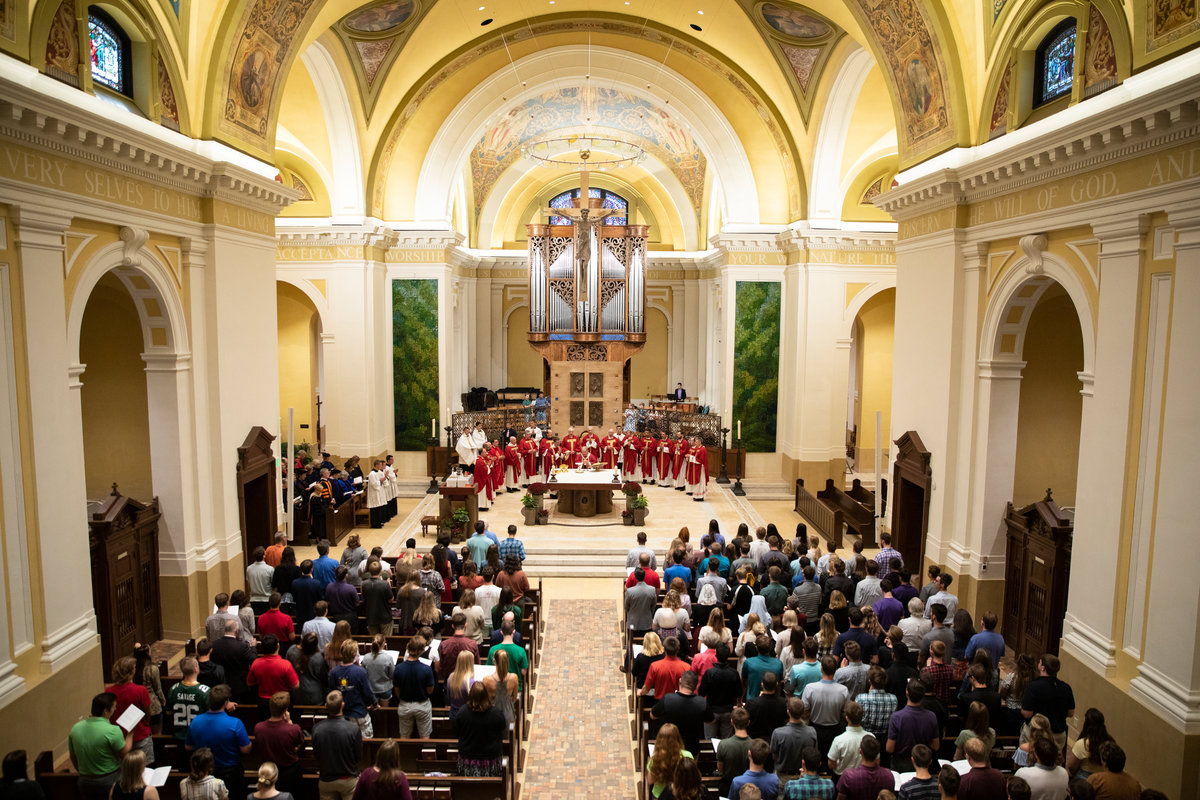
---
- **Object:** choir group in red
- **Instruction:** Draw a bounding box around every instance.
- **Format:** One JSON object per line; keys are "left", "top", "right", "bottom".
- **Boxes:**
{"left": 467, "top": 426, "right": 710, "bottom": 510}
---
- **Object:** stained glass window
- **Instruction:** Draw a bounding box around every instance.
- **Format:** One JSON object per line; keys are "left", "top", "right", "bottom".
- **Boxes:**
{"left": 88, "top": 9, "right": 130, "bottom": 96}
{"left": 1035, "top": 19, "right": 1076, "bottom": 107}
{"left": 548, "top": 188, "right": 628, "bottom": 226}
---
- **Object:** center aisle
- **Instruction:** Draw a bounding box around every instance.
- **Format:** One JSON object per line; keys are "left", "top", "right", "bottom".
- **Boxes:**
{"left": 519, "top": 598, "right": 637, "bottom": 799}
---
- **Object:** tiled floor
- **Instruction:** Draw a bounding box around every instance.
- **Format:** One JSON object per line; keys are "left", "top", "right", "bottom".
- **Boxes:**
{"left": 519, "top": 598, "right": 638, "bottom": 799}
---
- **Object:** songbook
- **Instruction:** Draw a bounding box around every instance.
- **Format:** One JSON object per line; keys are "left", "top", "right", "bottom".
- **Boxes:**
{"left": 143, "top": 766, "right": 171, "bottom": 787}
{"left": 115, "top": 704, "right": 145, "bottom": 733}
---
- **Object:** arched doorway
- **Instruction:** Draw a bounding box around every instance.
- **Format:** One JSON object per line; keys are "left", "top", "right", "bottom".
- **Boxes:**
{"left": 630, "top": 308, "right": 670, "bottom": 401}
{"left": 276, "top": 281, "right": 323, "bottom": 450}
{"left": 847, "top": 288, "right": 895, "bottom": 474}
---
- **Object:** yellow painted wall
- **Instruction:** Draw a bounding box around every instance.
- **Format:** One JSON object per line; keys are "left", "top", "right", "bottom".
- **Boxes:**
{"left": 629, "top": 308, "right": 670, "bottom": 399}
{"left": 840, "top": 66, "right": 896, "bottom": 177}
{"left": 855, "top": 289, "right": 895, "bottom": 468}
{"left": 276, "top": 282, "right": 319, "bottom": 435}
{"left": 80, "top": 274, "right": 154, "bottom": 501}
{"left": 505, "top": 310, "right": 543, "bottom": 387}
{"left": 1013, "top": 285, "right": 1084, "bottom": 506}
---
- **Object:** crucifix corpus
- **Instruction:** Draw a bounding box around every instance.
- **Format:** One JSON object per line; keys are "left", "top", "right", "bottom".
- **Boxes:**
{"left": 543, "top": 167, "right": 621, "bottom": 306}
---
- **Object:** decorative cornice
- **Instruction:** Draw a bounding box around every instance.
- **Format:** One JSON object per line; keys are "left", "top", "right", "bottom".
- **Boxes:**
{"left": 876, "top": 52, "right": 1200, "bottom": 220}
{"left": 0, "top": 67, "right": 298, "bottom": 215}
{"left": 276, "top": 225, "right": 398, "bottom": 249}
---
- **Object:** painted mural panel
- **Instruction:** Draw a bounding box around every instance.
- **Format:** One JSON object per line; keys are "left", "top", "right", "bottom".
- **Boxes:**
{"left": 393, "top": 279, "right": 439, "bottom": 451}
{"left": 733, "top": 281, "right": 781, "bottom": 452}
{"left": 345, "top": 0, "right": 414, "bottom": 33}
{"left": 1084, "top": 5, "right": 1118, "bottom": 94}
{"left": 760, "top": 3, "right": 832, "bottom": 38}
{"left": 1148, "top": 0, "right": 1198, "bottom": 51}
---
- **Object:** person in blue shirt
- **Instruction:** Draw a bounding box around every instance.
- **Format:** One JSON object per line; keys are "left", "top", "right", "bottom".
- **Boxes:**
{"left": 664, "top": 550, "right": 692, "bottom": 588}
{"left": 729, "top": 739, "right": 780, "bottom": 800}
{"left": 185, "top": 684, "right": 251, "bottom": 797}
{"left": 964, "top": 611, "right": 1006, "bottom": 668}
{"left": 532, "top": 392, "right": 550, "bottom": 423}
{"left": 312, "top": 542, "right": 340, "bottom": 587}
{"left": 328, "top": 639, "right": 378, "bottom": 737}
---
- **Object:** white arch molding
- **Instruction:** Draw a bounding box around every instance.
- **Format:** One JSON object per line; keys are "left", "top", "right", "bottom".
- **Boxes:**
{"left": 67, "top": 238, "right": 201, "bottom": 579}
{"left": 412, "top": 45, "right": 759, "bottom": 229}
{"left": 843, "top": 278, "right": 898, "bottom": 339}
{"left": 299, "top": 41, "right": 366, "bottom": 219}
{"left": 275, "top": 276, "right": 328, "bottom": 441}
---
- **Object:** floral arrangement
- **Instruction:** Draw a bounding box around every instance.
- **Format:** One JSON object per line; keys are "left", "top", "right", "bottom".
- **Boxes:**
{"left": 529, "top": 483, "right": 548, "bottom": 495}
{"left": 622, "top": 481, "right": 642, "bottom": 495}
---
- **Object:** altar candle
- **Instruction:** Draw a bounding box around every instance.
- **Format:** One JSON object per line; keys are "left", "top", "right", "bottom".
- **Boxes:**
{"left": 737, "top": 419, "right": 742, "bottom": 440}
{"left": 432, "top": 418, "right": 436, "bottom": 438}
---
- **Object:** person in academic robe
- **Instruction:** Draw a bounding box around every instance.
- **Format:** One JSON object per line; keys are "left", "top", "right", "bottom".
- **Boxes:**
{"left": 456, "top": 427, "right": 479, "bottom": 474}
{"left": 657, "top": 436, "right": 676, "bottom": 488}
{"left": 519, "top": 431, "right": 537, "bottom": 486}
{"left": 561, "top": 427, "right": 582, "bottom": 468}
{"left": 475, "top": 443, "right": 496, "bottom": 511}
{"left": 686, "top": 437, "right": 710, "bottom": 500}
{"left": 672, "top": 435, "right": 690, "bottom": 490}
{"left": 538, "top": 434, "right": 557, "bottom": 479}
{"left": 622, "top": 433, "right": 643, "bottom": 482}
{"left": 384, "top": 454, "right": 399, "bottom": 520}
{"left": 329, "top": 469, "right": 353, "bottom": 506}
{"left": 366, "top": 459, "right": 388, "bottom": 528}
{"left": 316, "top": 452, "right": 335, "bottom": 474}
{"left": 344, "top": 456, "right": 364, "bottom": 484}
{"left": 600, "top": 428, "right": 621, "bottom": 469}
{"left": 641, "top": 433, "right": 658, "bottom": 485}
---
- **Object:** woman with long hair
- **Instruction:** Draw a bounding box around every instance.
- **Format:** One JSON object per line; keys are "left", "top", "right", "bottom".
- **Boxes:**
{"left": 413, "top": 590, "right": 444, "bottom": 631}
{"left": 485, "top": 544, "right": 502, "bottom": 577}
{"left": 352, "top": 739, "right": 412, "bottom": 798}
{"left": 453, "top": 588, "right": 487, "bottom": 644}
{"left": 109, "top": 750, "right": 159, "bottom": 800}
{"left": 445, "top": 649, "right": 477, "bottom": 714}
{"left": 431, "top": 544, "right": 454, "bottom": 603}
{"left": 665, "top": 756, "right": 704, "bottom": 800}
{"left": 180, "top": 749, "right": 226, "bottom": 800}
{"left": 646, "top": 723, "right": 690, "bottom": 799}
{"left": 458, "top": 560, "right": 483, "bottom": 592}
{"left": 633, "top": 632, "right": 665, "bottom": 690}
{"left": 816, "top": 613, "right": 838, "bottom": 658}
{"left": 417, "top": 553, "right": 445, "bottom": 597}
{"left": 954, "top": 701, "right": 996, "bottom": 759}
{"left": 324, "top": 620, "right": 355, "bottom": 667}
{"left": 481, "top": 648, "right": 519, "bottom": 725}
{"left": 286, "top": 632, "right": 327, "bottom": 705}
{"left": 1067, "top": 708, "right": 1115, "bottom": 778}
{"left": 228, "top": 589, "right": 256, "bottom": 645}
{"left": 951, "top": 608, "right": 976, "bottom": 661}
{"left": 668, "top": 577, "right": 692, "bottom": 609}
{"left": 248, "top": 762, "right": 293, "bottom": 800}
{"left": 396, "top": 573, "right": 425, "bottom": 634}
{"left": 774, "top": 610, "right": 801, "bottom": 676}
{"left": 362, "top": 634, "right": 397, "bottom": 705}
{"left": 707, "top": 519, "right": 724, "bottom": 547}
{"left": 490, "top": 586, "right": 521, "bottom": 632}
{"left": 271, "top": 547, "right": 301, "bottom": 608}
{"left": 827, "top": 590, "right": 850, "bottom": 632}
{"left": 341, "top": 533, "right": 368, "bottom": 585}
{"left": 1000, "top": 653, "right": 1037, "bottom": 734}
{"left": 453, "top": 683, "right": 507, "bottom": 777}
{"left": 807, "top": 534, "right": 822, "bottom": 563}
{"left": 652, "top": 590, "right": 689, "bottom": 644}
{"left": 1015, "top": 713, "right": 1057, "bottom": 768}
{"left": 698, "top": 604, "right": 731, "bottom": 645}
{"left": 132, "top": 642, "right": 165, "bottom": 734}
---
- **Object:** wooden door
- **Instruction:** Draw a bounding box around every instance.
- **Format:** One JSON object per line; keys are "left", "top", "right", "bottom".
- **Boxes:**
{"left": 890, "top": 431, "right": 932, "bottom": 573}
{"left": 1002, "top": 492, "right": 1073, "bottom": 656}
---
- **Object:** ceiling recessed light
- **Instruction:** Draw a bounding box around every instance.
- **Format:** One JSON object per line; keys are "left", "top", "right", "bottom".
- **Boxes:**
{"left": 690, "top": 23, "right": 702, "bottom": 30}
{"left": 478, "top": 5, "right": 486, "bottom": 9}
{"left": 480, "top": 17, "right": 493, "bottom": 25}
{"left": 698, "top": 9, "right": 705, "bottom": 14}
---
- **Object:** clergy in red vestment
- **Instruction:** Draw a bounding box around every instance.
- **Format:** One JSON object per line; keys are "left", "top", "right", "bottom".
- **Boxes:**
{"left": 581, "top": 426, "right": 599, "bottom": 460}
{"left": 622, "top": 433, "right": 642, "bottom": 481}
{"left": 560, "top": 427, "right": 582, "bottom": 467}
{"left": 519, "top": 432, "right": 536, "bottom": 486}
{"left": 686, "top": 437, "right": 710, "bottom": 500}
{"left": 657, "top": 436, "right": 676, "bottom": 488}
{"left": 538, "top": 435, "right": 556, "bottom": 479}
{"left": 489, "top": 440, "right": 505, "bottom": 493}
{"left": 641, "top": 433, "right": 658, "bottom": 484}
{"left": 600, "top": 429, "right": 621, "bottom": 469}
{"left": 672, "top": 435, "right": 690, "bottom": 489}
{"left": 503, "top": 437, "right": 521, "bottom": 491}
{"left": 475, "top": 443, "right": 495, "bottom": 510}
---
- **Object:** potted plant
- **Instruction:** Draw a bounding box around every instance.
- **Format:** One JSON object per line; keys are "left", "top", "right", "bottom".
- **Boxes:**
{"left": 521, "top": 493, "right": 538, "bottom": 525}
{"left": 442, "top": 506, "right": 471, "bottom": 543}
{"left": 630, "top": 493, "right": 649, "bottom": 526}
{"left": 528, "top": 483, "right": 548, "bottom": 509}
{"left": 622, "top": 481, "right": 641, "bottom": 512}
{"left": 621, "top": 509, "right": 635, "bottom": 526}
{"left": 536, "top": 507, "right": 550, "bottom": 525}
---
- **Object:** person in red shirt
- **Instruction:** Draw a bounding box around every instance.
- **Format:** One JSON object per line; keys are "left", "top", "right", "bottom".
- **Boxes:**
{"left": 638, "top": 636, "right": 691, "bottom": 699}
{"left": 107, "top": 656, "right": 154, "bottom": 765}
{"left": 246, "top": 635, "right": 299, "bottom": 711}
{"left": 625, "top": 552, "right": 661, "bottom": 589}
{"left": 255, "top": 592, "right": 295, "bottom": 644}
{"left": 252, "top": 692, "right": 306, "bottom": 795}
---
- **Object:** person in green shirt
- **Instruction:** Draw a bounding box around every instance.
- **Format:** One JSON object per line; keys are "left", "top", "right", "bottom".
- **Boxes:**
{"left": 166, "top": 657, "right": 210, "bottom": 748}
{"left": 485, "top": 619, "right": 529, "bottom": 693}
{"left": 68, "top": 692, "right": 132, "bottom": 798}
{"left": 759, "top": 565, "right": 790, "bottom": 621}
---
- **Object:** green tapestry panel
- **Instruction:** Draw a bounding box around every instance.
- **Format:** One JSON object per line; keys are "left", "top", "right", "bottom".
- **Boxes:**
{"left": 733, "top": 281, "right": 781, "bottom": 452}
{"left": 393, "top": 279, "right": 439, "bottom": 450}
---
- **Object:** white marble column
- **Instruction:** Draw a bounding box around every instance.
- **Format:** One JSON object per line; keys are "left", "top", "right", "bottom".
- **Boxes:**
{"left": 142, "top": 352, "right": 200, "bottom": 579}
{"left": 1129, "top": 211, "right": 1200, "bottom": 732}
{"left": 1061, "top": 217, "right": 1146, "bottom": 676}
{"left": 0, "top": 262, "right": 28, "bottom": 704}
{"left": 12, "top": 204, "right": 98, "bottom": 672}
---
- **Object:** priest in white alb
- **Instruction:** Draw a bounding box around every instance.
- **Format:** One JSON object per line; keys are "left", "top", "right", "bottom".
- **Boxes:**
{"left": 456, "top": 426, "right": 479, "bottom": 473}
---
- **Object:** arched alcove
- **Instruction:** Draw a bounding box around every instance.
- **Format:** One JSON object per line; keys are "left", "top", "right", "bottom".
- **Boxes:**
{"left": 629, "top": 308, "right": 671, "bottom": 400}
{"left": 277, "top": 281, "right": 323, "bottom": 446}
{"left": 849, "top": 287, "right": 895, "bottom": 471}
{"left": 505, "top": 307, "right": 543, "bottom": 388}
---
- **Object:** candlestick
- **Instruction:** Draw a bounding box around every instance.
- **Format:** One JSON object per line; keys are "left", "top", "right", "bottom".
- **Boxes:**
{"left": 737, "top": 419, "right": 742, "bottom": 439}
{"left": 431, "top": 418, "right": 437, "bottom": 438}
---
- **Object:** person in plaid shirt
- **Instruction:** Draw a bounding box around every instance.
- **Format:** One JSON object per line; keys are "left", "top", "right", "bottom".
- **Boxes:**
{"left": 497, "top": 525, "right": 526, "bottom": 564}
{"left": 781, "top": 746, "right": 835, "bottom": 800}
{"left": 920, "top": 639, "right": 956, "bottom": 707}
{"left": 873, "top": 532, "right": 903, "bottom": 574}
{"left": 857, "top": 667, "right": 896, "bottom": 743}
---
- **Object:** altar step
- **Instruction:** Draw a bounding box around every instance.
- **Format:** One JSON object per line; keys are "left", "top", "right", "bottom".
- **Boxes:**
{"left": 522, "top": 547, "right": 632, "bottom": 579}
{"left": 741, "top": 481, "right": 794, "bottom": 501}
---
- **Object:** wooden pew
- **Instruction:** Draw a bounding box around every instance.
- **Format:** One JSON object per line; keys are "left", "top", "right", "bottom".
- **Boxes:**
{"left": 794, "top": 478, "right": 843, "bottom": 549}
{"left": 817, "top": 478, "right": 877, "bottom": 548}
{"left": 847, "top": 477, "right": 887, "bottom": 520}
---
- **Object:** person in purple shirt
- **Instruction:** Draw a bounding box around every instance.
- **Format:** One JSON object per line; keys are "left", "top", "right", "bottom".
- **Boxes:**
{"left": 964, "top": 611, "right": 1006, "bottom": 668}
{"left": 325, "top": 566, "right": 360, "bottom": 629}
{"left": 886, "top": 679, "right": 940, "bottom": 774}
{"left": 892, "top": 569, "right": 919, "bottom": 614}
{"left": 874, "top": 580, "right": 905, "bottom": 630}
{"left": 836, "top": 736, "right": 894, "bottom": 800}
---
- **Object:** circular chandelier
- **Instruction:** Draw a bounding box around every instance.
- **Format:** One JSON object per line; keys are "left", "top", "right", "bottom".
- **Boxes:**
{"left": 521, "top": 136, "right": 647, "bottom": 171}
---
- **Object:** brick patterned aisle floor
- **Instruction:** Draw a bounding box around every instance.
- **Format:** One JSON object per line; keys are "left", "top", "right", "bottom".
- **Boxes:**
{"left": 520, "top": 598, "right": 637, "bottom": 799}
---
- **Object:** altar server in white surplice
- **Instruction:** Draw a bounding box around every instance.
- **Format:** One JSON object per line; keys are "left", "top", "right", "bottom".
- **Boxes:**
{"left": 384, "top": 454, "right": 399, "bottom": 521}
{"left": 456, "top": 427, "right": 478, "bottom": 473}
{"left": 366, "top": 459, "right": 389, "bottom": 529}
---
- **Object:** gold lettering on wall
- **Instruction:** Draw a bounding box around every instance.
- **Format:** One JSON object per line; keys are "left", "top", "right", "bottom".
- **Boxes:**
{"left": 726, "top": 251, "right": 786, "bottom": 266}
{"left": 385, "top": 249, "right": 443, "bottom": 263}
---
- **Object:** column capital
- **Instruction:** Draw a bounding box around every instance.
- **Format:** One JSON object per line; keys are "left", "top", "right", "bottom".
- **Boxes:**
{"left": 1077, "top": 370, "right": 1095, "bottom": 397}
{"left": 11, "top": 204, "right": 72, "bottom": 253}
{"left": 960, "top": 241, "right": 989, "bottom": 271}
{"left": 67, "top": 363, "right": 85, "bottom": 391}
{"left": 1167, "top": 207, "right": 1200, "bottom": 251}
{"left": 141, "top": 352, "right": 192, "bottom": 373}
{"left": 1091, "top": 216, "right": 1149, "bottom": 256}
{"left": 977, "top": 359, "right": 1026, "bottom": 380}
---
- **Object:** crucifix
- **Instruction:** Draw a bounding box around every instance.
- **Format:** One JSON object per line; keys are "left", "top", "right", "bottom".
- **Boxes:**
{"left": 543, "top": 166, "right": 621, "bottom": 325}
{"left": 315, "top": 393, "right": 322, "bottom": 451}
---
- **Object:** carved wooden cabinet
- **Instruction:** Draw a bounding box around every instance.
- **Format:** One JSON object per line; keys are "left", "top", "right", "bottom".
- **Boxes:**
{"left": 88, "top": 488, "right": 163, "bottom": 676}
{"left": 1003, "top": 491, "right": 1073, "bottom": 657}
